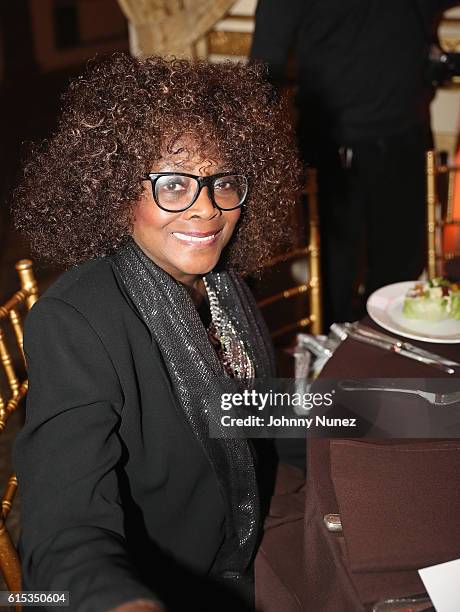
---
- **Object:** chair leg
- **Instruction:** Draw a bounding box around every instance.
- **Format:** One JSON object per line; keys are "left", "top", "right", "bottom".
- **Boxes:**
{"left": 0, "top": 518, "right": 22, "bottom": 597}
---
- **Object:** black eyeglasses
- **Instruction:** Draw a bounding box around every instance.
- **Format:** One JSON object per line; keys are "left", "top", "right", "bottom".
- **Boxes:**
{"left": 142, "top": 171, "right": 249, "bottom": 213}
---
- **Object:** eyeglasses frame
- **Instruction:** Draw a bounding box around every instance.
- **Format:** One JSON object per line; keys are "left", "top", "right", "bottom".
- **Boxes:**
{"left": 141, "top": 171, "right": 249, "bottom": 213}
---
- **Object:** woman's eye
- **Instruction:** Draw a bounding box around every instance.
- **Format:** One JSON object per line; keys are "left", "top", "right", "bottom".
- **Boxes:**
{"left": 163, "top": 180, "right": 186, "bottom": 192}
{"left": 215, "top": 181, "right": 233, "bottom": 191}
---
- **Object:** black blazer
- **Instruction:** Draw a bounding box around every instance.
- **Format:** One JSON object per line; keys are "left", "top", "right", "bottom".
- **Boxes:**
{"left": 14, "top": 257, "right": 259, "bottom": 612}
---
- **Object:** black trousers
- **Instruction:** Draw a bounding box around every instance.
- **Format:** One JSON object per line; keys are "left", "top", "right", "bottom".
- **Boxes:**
{"left": 314, "top": 124, "right": 429, "bottom": 328}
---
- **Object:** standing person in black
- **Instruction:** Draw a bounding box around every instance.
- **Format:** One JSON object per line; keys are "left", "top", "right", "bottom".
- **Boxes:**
{"left": 251, "top": 0, "right": 458, "bottom": 327}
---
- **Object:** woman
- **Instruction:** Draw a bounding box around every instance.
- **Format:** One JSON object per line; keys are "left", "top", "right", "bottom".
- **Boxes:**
{"left": 12, "top": 53, "right": 299, "bottom": 612}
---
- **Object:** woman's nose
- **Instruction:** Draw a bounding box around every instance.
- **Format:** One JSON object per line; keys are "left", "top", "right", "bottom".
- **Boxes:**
{"left": 184, "top": 186, "right": 219, "bottom": 219}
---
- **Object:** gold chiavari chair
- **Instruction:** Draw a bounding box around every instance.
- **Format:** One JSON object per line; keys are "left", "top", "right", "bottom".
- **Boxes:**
{"left": 0, "top": 260, "right": 38, "bottom": 602}
{"left": 426, "top": 149, "right": 460, "bottom": 279}
{"left": 248, "top": 168, "right": 322, "bottom": 358}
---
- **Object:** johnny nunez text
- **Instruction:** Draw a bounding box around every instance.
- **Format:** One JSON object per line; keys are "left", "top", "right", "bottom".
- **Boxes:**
{"left": 221, "top": 415, "right": 357, "bottom": 428}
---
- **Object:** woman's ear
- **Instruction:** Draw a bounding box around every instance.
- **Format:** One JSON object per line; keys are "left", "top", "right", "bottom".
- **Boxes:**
{"left": 131, "top": 181, "right": 151, "bottom": 215}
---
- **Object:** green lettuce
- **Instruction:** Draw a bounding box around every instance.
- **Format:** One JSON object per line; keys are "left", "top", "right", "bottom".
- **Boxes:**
{"left": 403, "top": 296, "right": 449, "bottom": 321}
{"left": 451, "top": 292, "right": 460, "bottom": 319}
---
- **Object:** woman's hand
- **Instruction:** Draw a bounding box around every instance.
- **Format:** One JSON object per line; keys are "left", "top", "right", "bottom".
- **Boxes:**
{"left": 109, "top": 599, "right": 166, "bottom": 612}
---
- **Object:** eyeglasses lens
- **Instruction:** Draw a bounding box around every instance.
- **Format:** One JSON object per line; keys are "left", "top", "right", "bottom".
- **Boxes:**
{"left": 154, "top": 175, "right": 247, "bottom": 211}
{"left": 155, "top": 175, "right": 197, "bottom": 211}
{"left": 213, "top": 175, "right": 248, "bottom": 210}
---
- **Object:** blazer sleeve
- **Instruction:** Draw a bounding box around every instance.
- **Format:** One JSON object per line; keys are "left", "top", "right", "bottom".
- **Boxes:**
{"left": 13, "top": 297, "right": 160, "bottom": 612}
{"left": 250, "top": 0, "right": 305, "bottom": 85}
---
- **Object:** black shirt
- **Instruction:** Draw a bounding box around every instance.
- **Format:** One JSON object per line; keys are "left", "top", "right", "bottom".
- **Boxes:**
{"left": 251, "top": 0, "right": 456, "bottom": 146}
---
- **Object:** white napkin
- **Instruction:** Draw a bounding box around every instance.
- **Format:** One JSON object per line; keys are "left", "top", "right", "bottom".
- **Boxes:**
{"left": 418, "top": 558, "right": 460, "bottom": 611}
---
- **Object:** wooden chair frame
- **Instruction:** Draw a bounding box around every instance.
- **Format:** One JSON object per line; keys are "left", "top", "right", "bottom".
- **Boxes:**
{"left": 426, "top": 150, "right": 460, "bottom": 278}
{"left": 0, "top": 260, "right": 38, "bottom": 601}
{"left": 256, "top": 167, "right": 322, "bottom": 338}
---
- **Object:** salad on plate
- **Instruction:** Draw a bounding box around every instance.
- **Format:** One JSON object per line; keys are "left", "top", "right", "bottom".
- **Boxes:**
{"left": 403, "top": 277, "right": 460, "bottom": 322}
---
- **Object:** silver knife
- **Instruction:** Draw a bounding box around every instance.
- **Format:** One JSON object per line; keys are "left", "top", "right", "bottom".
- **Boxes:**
{"left": 347, "top": 322, "right": 460, "bottom": 368}
{"left": 330, "top": 323, "right": 456, "bottom": 375}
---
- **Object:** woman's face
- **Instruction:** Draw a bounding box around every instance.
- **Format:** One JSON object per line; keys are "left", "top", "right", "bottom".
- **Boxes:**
{"left": 132, "top": 146, "right": 241, "bottom": 287}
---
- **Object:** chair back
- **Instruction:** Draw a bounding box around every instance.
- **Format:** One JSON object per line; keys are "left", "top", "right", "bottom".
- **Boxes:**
{"left": 0, "top": 260, "right": 38, "bottom": 600}
{"left": 248, "top": 168, "right": 322, "bottom": 357}
{"left": 426, "top": 150, "right": 460, "bottom": 278}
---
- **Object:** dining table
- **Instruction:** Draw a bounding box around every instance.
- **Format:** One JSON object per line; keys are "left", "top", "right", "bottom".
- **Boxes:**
{"left": 321, "top": 315, "right": 460, "bottom": 379}
{"left": 310, "top": 315, "right": 460, "bottom": 612}
{"left": 256, "top": 314, "right": 460, "bottom": 612}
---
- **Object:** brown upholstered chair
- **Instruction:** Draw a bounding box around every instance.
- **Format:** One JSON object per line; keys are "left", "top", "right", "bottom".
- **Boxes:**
{"left": 0, "top": 260, "right": 38, "bottom": 604}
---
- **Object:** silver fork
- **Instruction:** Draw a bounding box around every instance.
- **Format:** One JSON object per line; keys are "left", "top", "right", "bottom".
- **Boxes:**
{"left": 339, "top": 380, "right": 460, "bottom": 406}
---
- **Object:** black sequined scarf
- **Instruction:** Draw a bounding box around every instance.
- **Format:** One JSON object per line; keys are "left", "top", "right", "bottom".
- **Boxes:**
{"left": 112, "top": 239, "right": 275, "bottom": 576}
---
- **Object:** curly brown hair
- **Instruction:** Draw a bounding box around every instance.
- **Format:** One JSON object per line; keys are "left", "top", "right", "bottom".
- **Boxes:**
{"left": 13, "top": 53, "right": 300, "bottom": 275}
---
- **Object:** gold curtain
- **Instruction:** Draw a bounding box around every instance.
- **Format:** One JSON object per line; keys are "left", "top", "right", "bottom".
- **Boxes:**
{"left": 117, "top": 0, "right": 237, "bottom": 58}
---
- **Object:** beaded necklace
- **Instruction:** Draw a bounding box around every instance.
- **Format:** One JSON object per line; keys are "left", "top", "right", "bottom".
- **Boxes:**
{"left": 203, "top": 277, "right": 255, "bottom": 380}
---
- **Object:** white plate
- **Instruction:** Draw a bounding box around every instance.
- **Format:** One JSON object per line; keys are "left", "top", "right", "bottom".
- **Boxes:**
{"left": 366, "top": 281, "right": 460, "bottom": 344}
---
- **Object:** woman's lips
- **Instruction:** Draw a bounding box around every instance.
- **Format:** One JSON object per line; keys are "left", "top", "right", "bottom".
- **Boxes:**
{"left": 171, "top": 228, "right": 222, "bottom": 246}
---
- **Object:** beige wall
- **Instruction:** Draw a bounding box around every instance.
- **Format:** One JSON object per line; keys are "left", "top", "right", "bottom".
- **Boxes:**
{"left": 207, "top": 0, "right": 256, "bottom": 61}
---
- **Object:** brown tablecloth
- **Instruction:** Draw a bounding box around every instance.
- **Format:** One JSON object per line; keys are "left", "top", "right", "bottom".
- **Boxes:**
{"left": 322, "top": 316, "right": 460, "bottom": 378}
{"left": 256, "top": 317, "right": 460, "bottom": 612}
{"left": 305, "top": 317, "right": 460, "bottom": 611}
{"left": 255, "top": 463, "right": 306, "bottom": 612}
